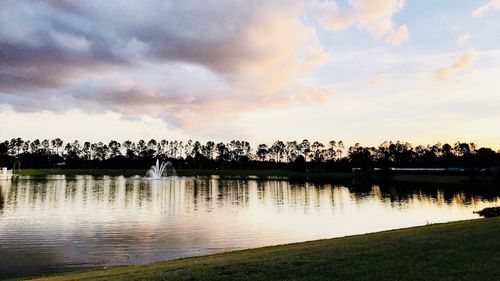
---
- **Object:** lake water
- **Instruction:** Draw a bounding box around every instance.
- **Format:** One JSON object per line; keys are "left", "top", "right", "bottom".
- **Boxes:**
{"left": 0, "top": 175, "right": 498, "bottom": 279}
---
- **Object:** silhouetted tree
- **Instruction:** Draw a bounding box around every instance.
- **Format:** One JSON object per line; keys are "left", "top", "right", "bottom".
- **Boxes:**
{"left": 285, "top": 141, "right": 299, "bottom": 162}
{"left": 1, "top": 138, "right": 498, "bottom": 172}
{"left": 311, "top": 141, "right": 325, "bottom": 162}
{"left": 204, "top": 141, "right": 216, "bottom": 160}
{"left": 348, "top": 143, "right": 374, "bottom": 168}
{"left": 0, "top": 141, "right": 8, "bottom": 166}
{"left": 51, "top": 138, "right": 63, "bottom": 155}
{"left": 300, "top": 139, "right": 311, "bottom": 161}
{"left": 216, "top": 142, "right": 230, "bottom": 163}
{"left": 109, "top": 141, "right": 122, "bottom": 158}
{"left": 271, "top": 141, "right": 285, "bottom": 162}
{"left": 257, "top": 144, "right": 268, "bottom": 161}
{"left": 30, "top": 139, "right": 41, "bottom": 154}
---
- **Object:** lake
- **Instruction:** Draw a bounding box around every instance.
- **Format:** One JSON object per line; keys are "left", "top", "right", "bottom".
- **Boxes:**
{"left": 0, "top": 175, "right": 498, "bottom": 279}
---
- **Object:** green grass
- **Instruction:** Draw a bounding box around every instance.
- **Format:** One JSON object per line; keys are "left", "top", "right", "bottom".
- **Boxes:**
{"left": 17, "top": 168, "right": 498, "bottom": 186}
{"left": 388, "top": 174, "right": 496, "bottom": 185}
{"left": 17, "top": 169, "right": 353, "bottom": 181}
{"left": 18, "top": 169, "right": 145, "bottom": 177}
{"left": 22, "top": 218, "right": 500, "bottom": 281}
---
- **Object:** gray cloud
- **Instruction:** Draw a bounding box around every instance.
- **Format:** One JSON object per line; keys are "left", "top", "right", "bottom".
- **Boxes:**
{"left": 0, "top": 0, "right": 333, "bottom": 132}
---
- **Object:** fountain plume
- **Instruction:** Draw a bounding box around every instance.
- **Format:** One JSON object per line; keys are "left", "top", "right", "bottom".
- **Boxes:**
{"left": 145, "top": 159, "right": 173, "bottom": 179}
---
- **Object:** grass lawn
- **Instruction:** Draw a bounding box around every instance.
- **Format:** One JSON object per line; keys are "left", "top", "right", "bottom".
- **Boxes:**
{"left": 22, "top": 217, "right": 500, "bottom": 281}
{"left": 17, "top": 169, "right": 353, "bottom": 181}
{"left": 18, "top": 169, "right": 145, "bottom": 177}
{"left": 17, "top": 168, "right": 498, "bottom": 186}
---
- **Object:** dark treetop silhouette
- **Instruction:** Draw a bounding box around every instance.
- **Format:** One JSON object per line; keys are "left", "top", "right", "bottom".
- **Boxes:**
{"left": 1, "top": 138, "right": 499, "bottom": 173}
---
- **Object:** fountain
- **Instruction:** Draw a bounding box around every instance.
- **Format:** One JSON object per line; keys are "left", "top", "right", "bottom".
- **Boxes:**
{"left": 0, "top": 167, "right": 13, "bottom": 180}
{"left": 144, "top": 160, "right": 175, "bottom": 179}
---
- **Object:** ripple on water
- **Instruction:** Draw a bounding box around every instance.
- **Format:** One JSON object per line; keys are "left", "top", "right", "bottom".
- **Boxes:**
{"left": 0, "top": 176, "right": 498, "bottom": 279}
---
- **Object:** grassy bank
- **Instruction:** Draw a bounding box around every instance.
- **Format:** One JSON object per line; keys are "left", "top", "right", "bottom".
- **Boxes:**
{"left": 18, "top": 169, "right": 145, "bottom": 177}
{"left": 22, "top": 217, "right": 500, "bottom": 281}
{"left": 16, "top": 168, "right": 498, "bottom": 185}
{"left": 370, "top": 173, "right": 498, "bottom": 185}
{"left": 17, "top": 169, "right": 353, "bottom": 181}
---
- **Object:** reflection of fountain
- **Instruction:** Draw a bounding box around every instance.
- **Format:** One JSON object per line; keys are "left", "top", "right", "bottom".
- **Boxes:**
{"left": 144, "top": 160, "right": 175, "bottom": 179}
{"left": 0, "top": 179, "right": 10, "bottom": 211}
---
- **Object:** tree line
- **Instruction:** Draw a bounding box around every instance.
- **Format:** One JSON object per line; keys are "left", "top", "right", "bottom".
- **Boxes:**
{"left": 0, "top": 138, "right": 499, "bottom": 171}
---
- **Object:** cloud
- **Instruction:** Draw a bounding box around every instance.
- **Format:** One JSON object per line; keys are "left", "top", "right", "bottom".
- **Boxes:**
{"left": 308, "top": 1, "right": 356, "bottom": 32}
{"left": 369, "top": 74, "right": 388, "bottom": 85}
{"left": 435, "top": 50, "right": 478, "bottom": 81}
{"left": 473, "top": 0, "right": 500, "bottom": 17}
{"left": 384, "top": 25, "right": 409, "bottom": 44}
{"left": 310, "top": 0, "right": 409, "bottom": 45}
{"left": 50, "top": 31, "right": 92, "bottom": 52}
{"left": 0, "top": 0, "right": 334, "bottom": 132}
{"left": 457, "top": 33, "right": 471, "bottom": 45}
{"left": 349, "top": 0, "right": 409, "bottom": 44}
{"left": 300, "top": 47, "right": 330, "bottom": 73}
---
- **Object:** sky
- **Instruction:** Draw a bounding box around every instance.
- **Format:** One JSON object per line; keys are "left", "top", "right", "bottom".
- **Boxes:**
{"left": 1, "top": 0, "right": 499, "bottom": 148}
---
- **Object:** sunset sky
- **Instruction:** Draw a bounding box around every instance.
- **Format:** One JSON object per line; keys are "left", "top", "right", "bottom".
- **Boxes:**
{"left": 1, "top": 0, "right": 499, "bottom": 148}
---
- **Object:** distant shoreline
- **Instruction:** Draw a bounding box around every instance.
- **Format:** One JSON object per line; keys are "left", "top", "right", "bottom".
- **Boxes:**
{"left": 13, "top": 169, "right": 499, "bottom": 186}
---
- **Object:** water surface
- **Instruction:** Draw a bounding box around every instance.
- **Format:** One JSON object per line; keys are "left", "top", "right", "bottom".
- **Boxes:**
{"left": 0, "top": 176, "right": 498, "bottom": 279}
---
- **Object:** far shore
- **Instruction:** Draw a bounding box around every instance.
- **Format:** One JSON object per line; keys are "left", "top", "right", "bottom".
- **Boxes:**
{"left": 13, "top": 168, "right": 500, "bottom": 186}
{"left": 22, "top": 217, "right": 500, "bottom": 281}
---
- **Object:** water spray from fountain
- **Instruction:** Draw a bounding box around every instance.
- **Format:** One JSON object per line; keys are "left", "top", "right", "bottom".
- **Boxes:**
{"left": 145, "top": 159, "right": 175, "bottom": 179}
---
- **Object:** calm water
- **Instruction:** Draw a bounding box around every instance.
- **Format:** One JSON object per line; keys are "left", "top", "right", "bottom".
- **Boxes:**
{"left": 0, "top": 176, "right": 499, "bottom": 279}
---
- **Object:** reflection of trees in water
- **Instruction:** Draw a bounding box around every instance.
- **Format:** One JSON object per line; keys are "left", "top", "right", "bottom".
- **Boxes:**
{"left": 268, "top": 181, "right": 287, "bottom": 207}
{"left": 256, "top": 180, "right": 264, "bottom": 200}
{"left": 255, "top": 180, "right": 498, "bottom": 212}
{"left": 365, "top": 184, "right": 498, "bottom": 209}
{"left": 184, "top": 178, "right": 216, "bottom": 211}
{"left": 256, "top": 180, "right": 340, "bottom": 211}
{"left": 4, "top": 179, "right": 277, "bottom": 213}
{"left": 257, "top": 180, "right": 380, "bottom": 211}
{"left": 1, "top": 178, "right": 497, "bottom": 217}
{"left": 214, "top": 179, "right": 250, "bottom": 207}
{"left": 2, "top": 178, "right": 163, "bottom": 212}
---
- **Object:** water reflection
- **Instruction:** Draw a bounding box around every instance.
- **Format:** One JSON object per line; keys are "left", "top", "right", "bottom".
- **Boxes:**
{"left": 0, "top": 177, "right": 498, "bottom": 279}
